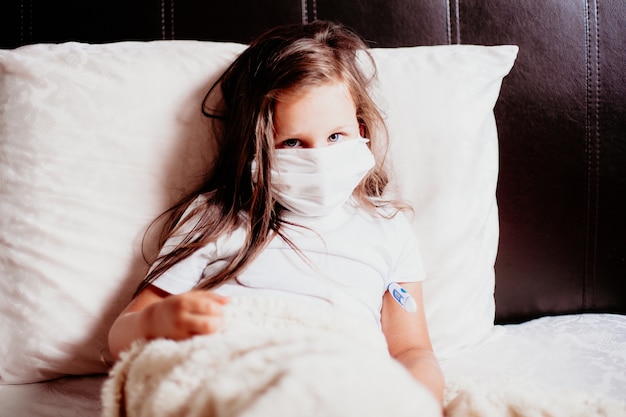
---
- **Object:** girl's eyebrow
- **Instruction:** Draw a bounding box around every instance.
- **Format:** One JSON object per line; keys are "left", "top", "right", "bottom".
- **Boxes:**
{"left": 333, "top": 124, "right": 356, "bottom": 132}
{"left": 323, "top": 124, "right": 358, "bottom": 136}
{"left": 275, "top": 123, "right": 358, "bottom": 139}
{"left": 274, "top": 132, "right": 301, "bottom": 140}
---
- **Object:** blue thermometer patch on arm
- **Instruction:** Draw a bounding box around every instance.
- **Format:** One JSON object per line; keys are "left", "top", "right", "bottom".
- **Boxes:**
{"left": 387, "top": 282, "right": 418, "bottom": 313}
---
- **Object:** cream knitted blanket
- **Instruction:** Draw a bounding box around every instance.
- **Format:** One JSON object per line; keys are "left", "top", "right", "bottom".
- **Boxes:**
{"left": 444, "top": 378, "right": 626, "bottom": 417}
{"left": 101, "top": 296, "right": 626, "bottom": 417}
{"left": 101, "top": 296, "right": 440, "bottom": 417}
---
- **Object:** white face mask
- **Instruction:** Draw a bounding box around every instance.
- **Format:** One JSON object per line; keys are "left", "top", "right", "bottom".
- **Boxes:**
{"left": 266, "top": 138, "right": 375, "bottom": 217}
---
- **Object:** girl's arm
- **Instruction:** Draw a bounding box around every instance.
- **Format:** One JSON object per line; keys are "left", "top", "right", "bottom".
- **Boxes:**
{"left": 108, "top": 284, "right": 229, "bottom": 360}
{"left": 381, "top": 281, "right": 444, "bottom": 410}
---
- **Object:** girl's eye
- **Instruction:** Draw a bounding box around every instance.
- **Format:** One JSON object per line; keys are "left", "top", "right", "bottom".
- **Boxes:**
{"left": 328, "top": 133, "right": 343, "bottom": 143}
{"left": 281, "top": 138, "right": 301, "bottom": 148}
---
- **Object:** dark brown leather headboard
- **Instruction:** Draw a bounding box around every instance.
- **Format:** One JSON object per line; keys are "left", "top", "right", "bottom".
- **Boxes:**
{"left": 2, "top": 0, "right": 625, "bottom": 324}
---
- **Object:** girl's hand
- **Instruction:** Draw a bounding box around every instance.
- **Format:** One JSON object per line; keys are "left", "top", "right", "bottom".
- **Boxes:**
{"left": 142, "top": 290, "right": 230, "bottom": 341}
{"left": 108, "top": 285, "right": 229, "bottom": 359}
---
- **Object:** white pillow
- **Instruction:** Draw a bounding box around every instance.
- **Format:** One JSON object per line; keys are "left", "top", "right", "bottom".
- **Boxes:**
{"left": 371, "top": 46, "right": 517, "bottom": 358}
{"left": 0, "top": 41, "right": 517, "bottom": 383}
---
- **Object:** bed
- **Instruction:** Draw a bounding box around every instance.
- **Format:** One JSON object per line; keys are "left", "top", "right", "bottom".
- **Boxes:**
{"left": 1, "top": 1, "right": 625, "bottom": 416}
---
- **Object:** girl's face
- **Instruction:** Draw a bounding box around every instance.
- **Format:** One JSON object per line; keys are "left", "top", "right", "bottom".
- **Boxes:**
{"left": 273, "top": 82, "right": 361, "bottom": 149}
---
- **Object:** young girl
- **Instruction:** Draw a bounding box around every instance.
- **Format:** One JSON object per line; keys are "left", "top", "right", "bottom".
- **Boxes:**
{"left": 108, "top": 20, "right": 444, "bottom": 406}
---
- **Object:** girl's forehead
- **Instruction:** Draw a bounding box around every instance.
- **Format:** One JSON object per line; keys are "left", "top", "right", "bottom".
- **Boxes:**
{"left": 275, "top": 82, "right": 355, "bottom": 111}
{"left": 274, "top": 81, "right": 357, "bottom": 110}
{"left": 276, "top": 75, "right": 354, "bottom": 100}
{"left": 272, "top": 82, "right": 357, "bottom": 137}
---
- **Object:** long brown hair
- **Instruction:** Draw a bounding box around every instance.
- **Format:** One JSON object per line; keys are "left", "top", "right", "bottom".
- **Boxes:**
{"left": 136, "top": 20, "right": 397, "bottom": 295}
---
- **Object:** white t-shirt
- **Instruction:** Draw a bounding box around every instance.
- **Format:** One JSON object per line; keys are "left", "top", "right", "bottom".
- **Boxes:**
{"left": 151, "top": 197, "right": 426, "bottom": 326}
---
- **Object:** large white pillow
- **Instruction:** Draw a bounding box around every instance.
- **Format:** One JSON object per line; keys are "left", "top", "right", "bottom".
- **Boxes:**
{"left": 0, "top": 41, "right": 517, "bottom": 383}
{"left": 371, "top": 46, "right": 516, "bottom": 358}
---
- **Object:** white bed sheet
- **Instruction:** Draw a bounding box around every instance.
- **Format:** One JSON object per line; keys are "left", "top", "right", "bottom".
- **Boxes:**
{"left": 440, "top": 313, "right": 626, "bottom": 402}
{"left": 1, "top": 313, "right": 624, "bottom": 416}
{"left": 0, "top": 374, "right": 105, "bottom": 417}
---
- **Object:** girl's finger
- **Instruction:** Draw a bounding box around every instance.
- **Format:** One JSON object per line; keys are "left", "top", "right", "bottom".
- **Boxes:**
{"left": 185, "top": 292, "right": 229, "bottom": 315}
{"left": 186, "top": 314, "right": 225, "bottom": 335}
